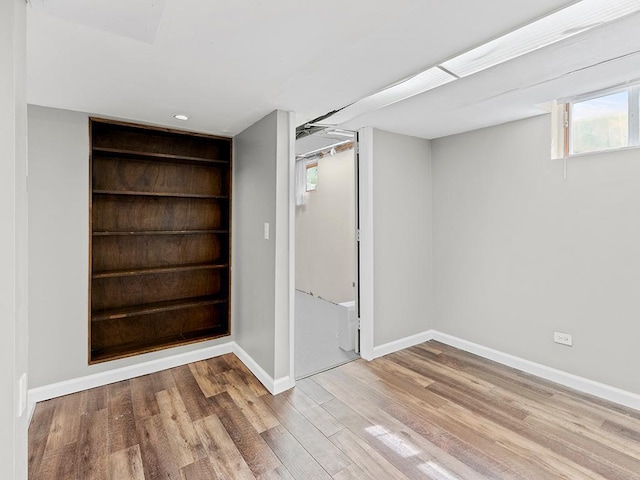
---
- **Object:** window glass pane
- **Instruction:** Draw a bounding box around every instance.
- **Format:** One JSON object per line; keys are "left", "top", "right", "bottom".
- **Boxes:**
{"left": 572, "top": 91, "right": 628, "bottom": 154}
{"left": 306, "top": 165, "right": 318, "bottom": 191}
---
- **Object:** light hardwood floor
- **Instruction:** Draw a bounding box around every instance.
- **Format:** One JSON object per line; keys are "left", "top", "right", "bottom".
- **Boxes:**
{"left": 29, "top": 341, "right": 640, "bottom": 479}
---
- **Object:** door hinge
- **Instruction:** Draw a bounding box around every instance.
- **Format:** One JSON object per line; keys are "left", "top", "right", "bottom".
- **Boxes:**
{"left": 356, "top": 229, "right": 360, "bottom": 241}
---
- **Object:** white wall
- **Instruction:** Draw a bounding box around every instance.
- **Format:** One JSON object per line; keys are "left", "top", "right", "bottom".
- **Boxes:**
{"left": 295, "top": 149, "right": 356, "bottom": 304}
{"left": 432, "top": 114, "right": 640, "bottom": 395}
{"left": 233, "top": 110, "right": 293, "bottom": 382}
{"left": 0, "top": 0, "right": 28, "bottom": 478}
{"left": 372, "top": 129, "right": 434, "bottom": 346}
{"left": 27, "top": 106, "right": 232, "bottom": 389}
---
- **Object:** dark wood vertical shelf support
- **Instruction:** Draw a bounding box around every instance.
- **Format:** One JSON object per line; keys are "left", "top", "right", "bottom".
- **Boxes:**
{"left": 89, "top": 118, "right": 232, "bottom": 363}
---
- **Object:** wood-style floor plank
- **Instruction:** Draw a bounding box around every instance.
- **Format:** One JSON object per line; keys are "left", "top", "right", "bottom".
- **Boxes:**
{"left": 42, "top": 392, "right": 85, "bottom": 455}
{"left": 209, "top": 391, "right": 282, "bottom": 477}
{"left": 38, "top": 443, "right": 78, "bottom": 480}
{"left": 322, "top": 395, "right": 482, "bottom": 480}
{"left": 130, "top": 374, "right": 161, "bottom": 420}
{"left": 222, "top": 369, "right": 280, "bottom": 433}
{"left": 156, "top": 387, "right": 206, "bottom": 468}
{"left": 27, "top": 398, "right": 56, "bottom": 479}
{"left": 179, "top": 457, "right": 221, "bottom": 480}
{"left": 29, "top": 344, "right": 640, "bottom": 479}
{"left": 332, "top": 463, "right": 374, "bottom": 480}
{"left": 107, "top": 380, "right": 138, "bottom": 453}
{"left": 262, "top": 390, "right": 352, "bottom": 475}
{"left": 135, "top": 414, "right": 182, "bottom": 480}
{"left": 192, "top": 413, "right": 255, "bottom": 480}
{"left": 108, "top": 445, "right": 145, "bottom": 480}
{"left": 170, "top": 364, "right": 215, "bottom": 421}
{"left": 75, "top": 409, "right": 108, "bottom": 480}
{"left": 224, "top": 354, "right": 270, "bottom": 397}
{"left": 261, "top": 424, "right": 333, "bottom": 480}
{"left": 295, "top": 377, "right": 335, "bottom": 405}
{"left": 257, "top": 464, "right": 297, "bottom": 480}
{"left": 328, "top": 428, "right": 409, "bottom": 480}
{"left": 296, "top": 377, "right": 335, "bottom": 405}
{"left": 189, "top": 359, "right": 229, "bottom": 397}
{"left": 316, "top": 365, "right": 521, "bottom": 479}
{"left": 281, "top": 387, "right": 344, "bottom": 437}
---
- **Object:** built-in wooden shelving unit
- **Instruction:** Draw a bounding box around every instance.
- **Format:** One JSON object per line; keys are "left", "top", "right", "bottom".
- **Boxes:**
{"left": 89, "top": 118, "right": 232, "bottom": 363}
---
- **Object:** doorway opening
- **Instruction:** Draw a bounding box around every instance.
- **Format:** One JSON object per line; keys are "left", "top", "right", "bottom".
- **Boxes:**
{"left": 293, "top": 127, "right": 359, "bottom": 379}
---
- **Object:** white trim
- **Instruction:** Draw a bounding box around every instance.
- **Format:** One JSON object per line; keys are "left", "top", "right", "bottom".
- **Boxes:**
{"left": 273, "top": 376, "right": 295, "bottom": 395}
{"left": 287, "top": 111, "right": 296, "bottom": 389}
{"left": 27, "top": 340, "right": 297, "bottom": 413}
{"left": 358, "top": 127, "right": 375, "bottom": 361}
{"left": 431, "top": 331, "right": 640, "bottom": 412}
{"left": 372, "top": 330, "right": 435, "bottom": 359}
{"left": 366, "top": 328, "right": 640, "bottom": 411}
{"left": 26, "top": 329, "right": 640, "bottom": 415}
{"left": 232, "top": 342, "right": 294, "bottom": 395}
{"left": 562, "top": 77, "right": 640, "bottom": 104}
{"left": 28, "top": 342, "right": 233, "bottom": 405}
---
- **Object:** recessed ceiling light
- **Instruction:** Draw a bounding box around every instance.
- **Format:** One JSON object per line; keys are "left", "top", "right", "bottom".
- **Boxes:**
{"left": 173, "top": 114, "right": 189, "bottom": 121}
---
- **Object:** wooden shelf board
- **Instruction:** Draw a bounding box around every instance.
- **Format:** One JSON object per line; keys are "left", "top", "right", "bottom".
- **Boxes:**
{"left": 93, "top": 189, "right": 229, "bottom": 200}
{"left": 93, "top": 229, "right": 228, "bottom": 236}
{"left": 90, "top": 327, "right": 230, "bottom": 363}
{"left": 93, "top": 263, "right": 229, "bottom": 279}
{"left": 92, "top": 295, "right": 228, "bottom": 322}
{"left": 93, "top": 146, "right": 229, "bottom": 165}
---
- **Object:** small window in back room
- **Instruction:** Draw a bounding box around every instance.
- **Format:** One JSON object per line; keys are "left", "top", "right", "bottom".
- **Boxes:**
{"left": 306, "top": 161, "right": 318, "bottom": 191}
{"left": 572, "top": 91, "right": 629, "bottom": 154}
{"left": 553, "top": 82, "right": 640, "bottom": 158}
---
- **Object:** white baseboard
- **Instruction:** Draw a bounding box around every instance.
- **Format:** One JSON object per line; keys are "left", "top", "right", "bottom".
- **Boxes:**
{"left": 430, "top": 331, "right": 640, "bottom": 412}
{"left": 30, "top": 328, "right": 637, "bottom": 415}
{"left": 232, "top": 343, "right": 295, "bottom": 395}
{"left": 368, "top": 329, "right": 640, "bottom": 411}
{"left": 371, "top": 330, "right": 435, "bottom": 359}
{"left": 27, "top": 340, "right": 296, "bottom": 417}
{"left": 273, "top": 375, "right": 295, "bottom": 395}
{"left": 28, "top": 342, "right": 233, "bottom": 406}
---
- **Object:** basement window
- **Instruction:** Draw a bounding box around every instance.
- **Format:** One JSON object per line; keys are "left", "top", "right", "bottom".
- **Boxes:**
{"left": 306, "top": 162, "right": 318, "bottom": 192}
{"left": 553, "top": 83, "right": 640, "bottom": 158}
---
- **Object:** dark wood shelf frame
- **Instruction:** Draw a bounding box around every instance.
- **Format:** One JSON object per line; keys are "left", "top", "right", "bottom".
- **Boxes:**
{"left": 92, "top": 262, "right": 229, "bottom": 279}
{"left": 91, "top": 295, "right": 229, "bottom": 322}
{"left": 93, "top": 146, "right": 230, "bottom": 165}
{"left": 93, "top": 230, "right": 229, "bottom": 236}
{"left": 93, "top": 189, "right": 230, "bottom": 199}
{"left": 89, "top": 326, "right": 229, "bottom": 363}
{"left": 89, "top": 118, "right": 232, "bottom": 363}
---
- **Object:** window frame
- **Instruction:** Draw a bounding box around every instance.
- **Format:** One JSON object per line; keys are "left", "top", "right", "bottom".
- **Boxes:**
{"left": 305, "top": 160, "right": 318, "bottom": 192}
{"left": 564, "top": 82, "right": 640, "bottom": 157}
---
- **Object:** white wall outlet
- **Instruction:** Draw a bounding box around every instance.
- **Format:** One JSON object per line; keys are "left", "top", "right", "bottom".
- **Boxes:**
{"left": 554, "top": 331, "right": 573, "bottom": 346}
{"left": 264, "top": 222, "right": 270, "bottom": 240}
{"left": 18, "top": 373, "right": 27, "bottom": 417}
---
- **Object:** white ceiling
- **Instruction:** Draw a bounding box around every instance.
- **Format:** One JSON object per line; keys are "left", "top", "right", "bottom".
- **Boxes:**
{"left": 27, "top": 0, "right": 640, "bottom": 139}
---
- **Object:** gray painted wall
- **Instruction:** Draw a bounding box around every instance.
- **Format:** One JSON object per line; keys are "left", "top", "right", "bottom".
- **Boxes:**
{"left": 0, "top": 0, "right": 28, "bottom": 477}
{"left": 27, "top": 106, "right": 232, "bottom": 389}
{"left": 372, "top": 129, "right": 434, "bottom": 346}
{"left": 432, "top": 114, "right": 640, "bottom": 395}
{"left": 233, "top": 110, "right": 292, "bottom": 380}
{"left": 296, "top": 149, "right": 356, "bottom": 304}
